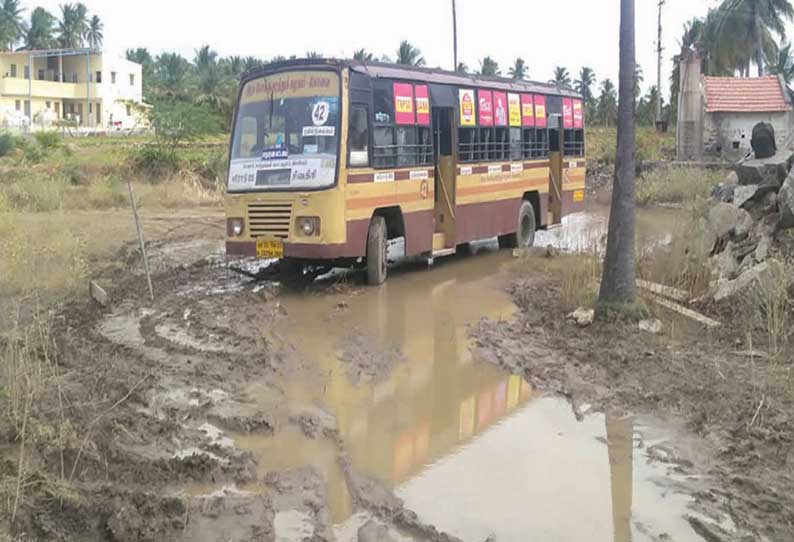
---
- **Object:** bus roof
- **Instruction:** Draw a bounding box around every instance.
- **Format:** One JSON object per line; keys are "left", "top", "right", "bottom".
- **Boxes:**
{"left": 243, "top": 58, "right": 582, "bottom": 99}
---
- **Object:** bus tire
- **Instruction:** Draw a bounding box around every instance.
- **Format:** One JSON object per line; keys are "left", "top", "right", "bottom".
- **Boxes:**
{"left": 499, "top": 201, "right": 536, "bottom": 249}
{"left": 366, "top": 216, "right": 387, "bottom": 285}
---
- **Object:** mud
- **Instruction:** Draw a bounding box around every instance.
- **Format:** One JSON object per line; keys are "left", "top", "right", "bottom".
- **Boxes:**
{"left": 4, "top": 206, "right": 792, "bottom": 542}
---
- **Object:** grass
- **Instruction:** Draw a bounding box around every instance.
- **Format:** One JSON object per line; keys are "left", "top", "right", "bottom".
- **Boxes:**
{"left": 587, "top": 126, "right": 676, "bottom": 164}
{"left": 636, "top": 166, "right": 724, "bottom": 206}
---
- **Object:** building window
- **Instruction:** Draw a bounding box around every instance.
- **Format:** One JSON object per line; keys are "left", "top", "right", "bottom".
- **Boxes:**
{"left": 15, "top": 100, "right": 20, "bottom": 111}
{"left": 125, "top": 104, "right": 131, "bottom": 116}
{"left": 348, "top": 104, "right": 370, "bottom": 167}
{"left": 55, "top": 102, "right": 60, "bottom": 116}
{"left": 96, "top": 71, "right": 102, "bottom": 83}
{"left": 24, "top": 65, "right": 29, "bottom": 79}
{"left": 129, "top": 73, "right": 135, "bottom": 86}
{"left": 89, "top": 103, "right": 93, "bottom": 113}
{"left": 111, "top": 71, "right": 116, "bottom": 84}
{"left": 45, "top": 101, "right": 51, "bottom": 109}
{"left": 37, "top": 69, "right": 44, "bottom": 81}
{"left": 9, "top": 64, "right": 16, "bottom": 77}
{"left": 72, "top": 73, "right": 78, "bottom": 83}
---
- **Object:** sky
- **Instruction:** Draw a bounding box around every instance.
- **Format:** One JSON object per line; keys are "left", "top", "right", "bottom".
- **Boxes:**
{"left": 29, "top": 0, "right": 732, "bottom": 100}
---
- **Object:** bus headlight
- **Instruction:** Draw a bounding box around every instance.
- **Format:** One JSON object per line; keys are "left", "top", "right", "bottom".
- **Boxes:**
{"left": 296, "top": 216, "right": 320, "bottom": 237}
{"left": 228, "top": 218, "right": 244, "bottom": 237}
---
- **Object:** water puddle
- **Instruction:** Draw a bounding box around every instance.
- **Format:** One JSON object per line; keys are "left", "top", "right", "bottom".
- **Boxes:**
{"left": 221, "top": 247, "right": 715, "bottom": 540}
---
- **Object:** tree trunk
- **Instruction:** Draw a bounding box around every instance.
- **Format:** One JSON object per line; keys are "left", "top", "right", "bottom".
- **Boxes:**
{"left": 598, "top": 0, "right": 637, "bottom": 312}
{"left": 755, "top": 2, "right": 764, "bottom": 77}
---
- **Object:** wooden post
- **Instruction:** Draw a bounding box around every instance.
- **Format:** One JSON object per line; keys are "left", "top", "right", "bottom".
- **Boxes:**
{"left": 127, "top": 180, "right": 154, "bottom": 301}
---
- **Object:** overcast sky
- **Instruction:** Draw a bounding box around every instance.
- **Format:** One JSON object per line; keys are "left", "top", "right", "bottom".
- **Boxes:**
{"left": 30, "top": 0, "right": 731, "bottom": 99}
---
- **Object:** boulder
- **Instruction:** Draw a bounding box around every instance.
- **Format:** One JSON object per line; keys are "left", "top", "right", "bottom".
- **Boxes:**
{"left": 754, "top": 235, "right": 771, "bottom": 262}
{"left": 779, "top": 171, "right": 794, "bottom": 229}
{"left": 735, "top": 155, "right": 789, "bottom": 186}
{"left": 358, "top": 520, "right": 396, "bottom": 542}
{"left": 713, "top": 261, "right": 778, "bottom": 302}
{"left": 707, "top": 203, "right": 744, "bottom": 237}
{"left": 711, "top": 244, "right": 738, "bottom": 280}
{"left": 639, "top": 319, "right": 663, "bottom": 334}
{"left": 733, "top": 209, "right": 754, "bottom": 240}
{"left": 567, "top": 307, "right": 594, "bottom": 327}
{"left": 751, "top": 122, "right": 776, "bottom": 159}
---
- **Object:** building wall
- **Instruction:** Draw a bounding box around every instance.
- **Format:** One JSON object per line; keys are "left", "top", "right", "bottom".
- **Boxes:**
{"left": 0, "top": 50, "right": 144, "bottom": 130}
{"left": 704, "top": 111, "right": 793, "bottom": 161}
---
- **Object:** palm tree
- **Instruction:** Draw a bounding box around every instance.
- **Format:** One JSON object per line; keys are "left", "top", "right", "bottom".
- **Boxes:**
{"left": 633, "top": 64, "right": 644, "bottom": 103}
{"left": 597, "top": 79, "right": 618, "bottom": 127}
{"left": 85, "top": 14, "right": 102, "bottom": 49}
{"left": 575, "top": 67, "right": 596, "bottom": 102}
{"left": 193, "top": 45, "right": 218, "bottom": 71}
{"left": 479, "top": 56, "right": 500, "bottom": 76}
{"left": 154, "top": 52, "right": 191, "bottom": 98}
{"left": 553, "top": 66, "right": 571, "bottom": 86}
{"left": 305, "top": 51, "right": 322, "bottom": 58}
{"left": 24, "top": 7, "right": 57, "bottom": 50}
{"left": 57, "top": 3, "right": 86, "bottom": 47}
{"left": 456, "top": 61, "right": 468, "bottom": 73}
{"left": 717, "top": 0, "right": 794, "bottom": 76}
{"left": 508, "top": 57, "right": 527, "bottom": 80}
{"left": 353, "top": 48, "right": 374, "bottom": 61}
{"left": 396, "top": 40, "right": 425, "bottom": 66}
{"left": 223, "top": 55, "right": 244, "bottom": 77}
{"left": 768, "top": 40, "right": 794, "bottom": 83}
{"left": 0, "top": 0, "right": 26, "bottom": 51}
{"left": 243, "top": 56, "right": 262, "bottom": 72}
{"left": 598, "top": 0, "right": 637, "bottom": 312}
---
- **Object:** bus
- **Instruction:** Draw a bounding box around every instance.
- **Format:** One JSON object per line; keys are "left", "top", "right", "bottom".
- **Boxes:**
{"left": 225, "top": 59, "right": 586, "bottom": 284}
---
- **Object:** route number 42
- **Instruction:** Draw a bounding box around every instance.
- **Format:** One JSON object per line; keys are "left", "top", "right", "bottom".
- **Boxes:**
{"left": 312, "top": 102, "right": 329, "bottom": 126}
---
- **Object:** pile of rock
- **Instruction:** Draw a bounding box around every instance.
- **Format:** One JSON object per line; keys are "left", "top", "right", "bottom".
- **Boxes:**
{"left": 707, "top": 140, "right": 793, "bottom": 302}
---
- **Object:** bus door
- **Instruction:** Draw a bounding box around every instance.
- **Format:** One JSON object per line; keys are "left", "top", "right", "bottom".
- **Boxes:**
{"left": 432, "top": 107, "right": 457, "bottom": 251}
{"left": 547, "top": 114, "right": 564, "bottom": 226}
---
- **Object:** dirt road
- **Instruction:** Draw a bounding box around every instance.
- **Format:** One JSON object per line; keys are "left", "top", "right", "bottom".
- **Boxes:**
{"left": 5, "top": 206, "right": 791, "bottom": 542}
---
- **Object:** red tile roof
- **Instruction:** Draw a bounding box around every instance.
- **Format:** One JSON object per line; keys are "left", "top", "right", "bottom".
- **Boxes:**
{"left": 703, "top": 76, "right": 791, "bottom": 113}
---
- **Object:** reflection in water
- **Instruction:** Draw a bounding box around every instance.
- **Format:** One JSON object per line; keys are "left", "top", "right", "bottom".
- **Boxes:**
{"left": 227, "top": 232, "right": 703, "bottom": 540}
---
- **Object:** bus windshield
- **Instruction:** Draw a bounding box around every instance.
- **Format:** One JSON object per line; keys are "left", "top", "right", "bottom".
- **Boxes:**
{"left": 228, "top": 70, "right": 340, "bottom": 192}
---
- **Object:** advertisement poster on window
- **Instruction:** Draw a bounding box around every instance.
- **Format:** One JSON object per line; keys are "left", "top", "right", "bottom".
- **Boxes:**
{"left": 415, "top": 85, "right": 430, "bottom": 125}
{"left": 478, "top": 90, "right": 494, "bottom": 126}
{"left": 521, "top": 94, "right": 535, "bottom": 127}
{"left": 493, "top": 91, "right": 508, "bottom": 126}
{"left": 562, "top": 98, "right": 574, "bottom": 129}
{"left": 459, "top": 88, "right": 476, "bottom": 126}
{"left": 534, "top": 95, "right": 547, "bottom": 128}
{"left": 508, "top": 93, "right": 521, "bottom": 127}
{"left": 573, "top": 99, "right": 584, "bottom": 128}
{"left": 393, "top": 82, "right": 415, "bottom": 125}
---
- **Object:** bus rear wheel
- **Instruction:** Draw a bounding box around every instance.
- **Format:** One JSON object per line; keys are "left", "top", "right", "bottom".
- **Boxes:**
{"left": 366, "top": 216, "right": 387, "bottom": 285}
{"left": 498, "top": 201, "right": 536, "bottom": 249}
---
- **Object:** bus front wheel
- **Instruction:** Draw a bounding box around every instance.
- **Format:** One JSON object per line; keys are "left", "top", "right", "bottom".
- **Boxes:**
{"left": 366, "top": 216, "right": 387, "bottom": 285}
{"left": 498, "top": 201, "right": 536, "bottom": 249}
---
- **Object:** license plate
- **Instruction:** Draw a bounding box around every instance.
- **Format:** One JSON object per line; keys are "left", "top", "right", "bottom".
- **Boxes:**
{"left": 256, "top": 239, "right": 284, "bottom": 259}
{"left": 573, "top": 190, "right": 585, "bottom": 203}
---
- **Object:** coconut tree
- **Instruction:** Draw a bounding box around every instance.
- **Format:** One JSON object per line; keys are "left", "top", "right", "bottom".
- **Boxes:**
{"left": 85, "top": 14, "right": 102, "bottom": 49}
{"left": 597, "top": 78, "right": 618, "bottom": 127}
{"left": 223, "top": 55, "right": 244, "bottom": 77}
{"left": 716, "top": 0, "right": 794, "bottom": 76}
{"left": 0, "top": 0, "right": 26, "bottom": 50}
{"left": 456, "top": 61, "right": 468, "bottom": 73}
{"left": 553, "top": 66, "right": 571, "bottom": 86}
{"left": 396, "top": 40, "right": 425, "bottom": 66}
{"left": 479, "top": 56, "right": 500, "bottom": 76}
{"left": 768, "top": 40, "right": 794, "bottom": 83}
{"left": 57, "top": 3, "right": 87, "bottom": 47}
{"left": 193, "top": 44, "right": 218, "bottom": 71}
{"left": 575, "top": 67, "right": 596, "bottom": 102}
{"left": 154, "top": 52, "right": 191, "bottom": 98}
{"left": 243, "top": 56, "right": 262, "bottom": 72}
{"left": 598, "top": 0, "right": 638, "bottom": 313}
{"left": 353, "top": 48, "right": 374, "bottom": 61}
{"left": 508, "top": 57, "right": 527, "bottom": 80}
{"left": 305, "top": 51, "right": 322, "bottom": 58}
{"left": 23, "top": 7, "right": 57, "bottom": 50}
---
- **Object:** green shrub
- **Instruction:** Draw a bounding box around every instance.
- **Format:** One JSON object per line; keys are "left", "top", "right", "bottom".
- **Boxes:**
{"left": 20, "top": 140, "right": 45, "bottom": 164}
{"left": 128, "top": 144, "right": 181, "bottom": 179}
{"left": 86, "top": 175, "right": 127, "bottom": 208}
{"left": 33, "top": 131, "right": 62, "bottom": 151}
{"left": 60, "top": 161, "right": 87, "bottom": 185}
{"left": 0, "top": 131, "right": 19, "bottom": 157}
{"left": 636, "top": 166, "right": 723, "bottom": 206}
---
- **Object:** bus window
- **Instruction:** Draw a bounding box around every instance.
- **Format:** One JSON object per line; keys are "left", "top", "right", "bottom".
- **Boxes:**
{"left": 235, "top": 117, "right": 259, "bottom": 158}
{"left": 348, "top": 104, "right": 370, "bottom": 167}
{"left": 396, "top": 126, "right": 417, "bottom": 166}
{"left": 417, "top": 126, "right": 433, "bottom": 165}
{"left": 479, "top": 128, "right": 493, "bottom": 162}
{"left": 495, "top": 127, "right": 509, "bottom": 160}
{"left": 374, "top": 126, "right": 396, "bottom": 168}
{"left": 458, "top": 128, "right": 477, "bottom": 162}
{"left": 509, "top": 128, "right": 522, "bottom": 161}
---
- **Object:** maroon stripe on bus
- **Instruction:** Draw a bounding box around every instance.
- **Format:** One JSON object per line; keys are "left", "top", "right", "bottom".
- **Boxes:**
{"left": 348, "top": 173, "right": 374, "bottom": 183}
{"left": 524, "top": 161, "right": 550, "bottom": 170}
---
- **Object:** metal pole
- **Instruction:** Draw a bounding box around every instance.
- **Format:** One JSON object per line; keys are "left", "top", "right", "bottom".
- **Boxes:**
{"left": 452, "top": 0, "right": 458, "bottom": 71}
{"left": 127, "top": 180, "right": 154, "bottom": 301}
{"left": 656, "top": 0, "right": 664, "bottom": 124}
{"left": 28, "top": 53, "right": 32, "bottom": 127}
{"left": 86, "top": 50, "right": 90, "bottom": 128}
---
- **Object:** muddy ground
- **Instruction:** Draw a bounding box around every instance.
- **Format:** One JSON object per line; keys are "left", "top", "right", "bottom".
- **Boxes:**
{"left": 2, "top": 209, "right": 793, "bottom": 542}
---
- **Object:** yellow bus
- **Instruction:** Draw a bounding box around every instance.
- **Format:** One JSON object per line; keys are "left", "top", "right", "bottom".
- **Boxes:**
{"left": 225, "top": 59, "right": 586, "bottom": 284}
